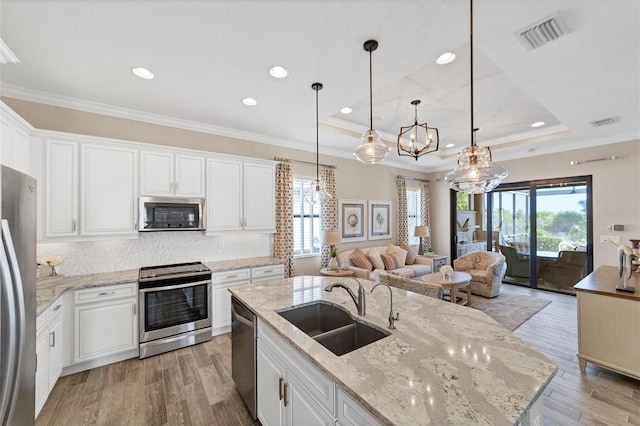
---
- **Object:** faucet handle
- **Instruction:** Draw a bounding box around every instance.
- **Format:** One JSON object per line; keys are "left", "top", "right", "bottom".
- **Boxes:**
{"left": 393, "top": 311, "right": 400, "bottom": 321}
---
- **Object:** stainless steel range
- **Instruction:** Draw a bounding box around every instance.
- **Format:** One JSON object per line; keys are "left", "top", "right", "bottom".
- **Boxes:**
{"left": 138, "top": 262, "right": 212, "bottom": 359}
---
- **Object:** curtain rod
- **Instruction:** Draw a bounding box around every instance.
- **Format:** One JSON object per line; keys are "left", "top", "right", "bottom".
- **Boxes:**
{"left": 397, "top": 175, "right": 429, "bottom": 183}
{"left": 274, "top": 156, "right": 336, "bottom": 169}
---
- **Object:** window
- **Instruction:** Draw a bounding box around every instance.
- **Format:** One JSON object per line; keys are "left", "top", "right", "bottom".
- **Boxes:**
{"left": 407, "top": 189, "right": 421, "bottom": 244}
{"left": 293, "top": 178, "right": 322, "bottom": 257}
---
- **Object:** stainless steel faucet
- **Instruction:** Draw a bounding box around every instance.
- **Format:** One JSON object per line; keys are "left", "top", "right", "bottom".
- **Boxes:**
{"left": 324, "top": 278, "right": 366, "bottom": 316}
{"left": 370, "top": 283, "right": 399, "bottom": 329}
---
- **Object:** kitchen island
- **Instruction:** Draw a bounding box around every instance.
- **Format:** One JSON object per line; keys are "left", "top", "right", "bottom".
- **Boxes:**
{"left": 230, "top": 275, "right": 557, "bottom": 426}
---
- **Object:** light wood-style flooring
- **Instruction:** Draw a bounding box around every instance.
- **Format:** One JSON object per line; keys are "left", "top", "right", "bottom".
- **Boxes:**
{"left": 37, "top": 284, "right": 639, "bottom": 426}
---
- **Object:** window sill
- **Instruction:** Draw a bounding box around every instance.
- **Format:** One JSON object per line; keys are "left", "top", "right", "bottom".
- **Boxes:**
{"left": 294, "top": 253, "right": 321, "bottom": 260}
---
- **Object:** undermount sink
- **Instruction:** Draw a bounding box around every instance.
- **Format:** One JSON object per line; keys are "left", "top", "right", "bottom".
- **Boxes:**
{"left": 277, "top": 301, "right": 390, "bottom": 356}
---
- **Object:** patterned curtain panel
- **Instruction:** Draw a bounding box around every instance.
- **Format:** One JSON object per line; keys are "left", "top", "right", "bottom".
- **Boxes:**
{"left": 274, "top": 162, "right": 295, "bottom": 277}
{"left": 396, "top": 178, "right": 408, "bottom": 244}
{"left": 320, "top": 167, "right": 337, "bottom": 268}
{"left": 420, "top": 181, "right": 432, "bottom": 249}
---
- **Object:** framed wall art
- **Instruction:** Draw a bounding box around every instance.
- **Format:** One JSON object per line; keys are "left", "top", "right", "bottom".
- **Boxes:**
{"left": 368, "top": 200, "right": 392, "bottom": 240}
{"left": 338, "top": 199, "right": 367, "bottom": 242}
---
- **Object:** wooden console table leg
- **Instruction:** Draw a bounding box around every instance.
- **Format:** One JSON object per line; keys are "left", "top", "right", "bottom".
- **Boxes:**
{"left": 465, "top": 286, "right": 472, "bottom": 307}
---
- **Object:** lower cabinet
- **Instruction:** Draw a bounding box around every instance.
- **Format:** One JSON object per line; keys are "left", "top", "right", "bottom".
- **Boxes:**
{"left": 74, "top": 283, "right": 138, "bottom": 363}
{"left": 35, "top": 296, "right": 64, "bottom": 417}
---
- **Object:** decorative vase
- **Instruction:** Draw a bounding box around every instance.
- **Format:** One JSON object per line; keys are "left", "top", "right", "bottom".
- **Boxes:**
{"left": 329, "top": 256, "right": 338, "bottom": 271}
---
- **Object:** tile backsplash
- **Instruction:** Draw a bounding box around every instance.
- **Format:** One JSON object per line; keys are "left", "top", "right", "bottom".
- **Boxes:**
{"left": 37, "top": 232, "right": 273, "bottom": 276}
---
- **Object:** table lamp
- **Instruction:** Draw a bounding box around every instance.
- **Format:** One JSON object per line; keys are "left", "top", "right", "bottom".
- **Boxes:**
{"left": 414, "top": 225, "right": 430, "bottom": 255}
{"left": 322, "top": 230, "right": 341, "bottom": 270}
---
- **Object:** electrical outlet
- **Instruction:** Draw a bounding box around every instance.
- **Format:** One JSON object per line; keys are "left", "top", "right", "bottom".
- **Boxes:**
{"left": 600, "top": 235, "right": 621, "bottom": 244}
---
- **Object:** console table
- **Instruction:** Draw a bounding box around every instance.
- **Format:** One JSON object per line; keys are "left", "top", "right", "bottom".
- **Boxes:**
{"left": 574, "top": 266, "right": 640, "bottom": 380}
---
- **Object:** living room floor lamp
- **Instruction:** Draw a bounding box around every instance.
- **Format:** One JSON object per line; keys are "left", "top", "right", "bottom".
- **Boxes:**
{"left": 414, "top": 226, "right": 429, "bottom": 255}
{"left": 322, "top": 230, "right": 341, "bottom": 270}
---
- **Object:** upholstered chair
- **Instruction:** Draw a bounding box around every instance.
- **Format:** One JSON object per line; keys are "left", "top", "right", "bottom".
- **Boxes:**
{"left": 453, "top": 251, "right": 506, "bottom": 298}
{"left": 499, "top": 245, "right": 530, "bottom": 278}
{"left": 377, "top": 271, "right": 443, "bottom": 300}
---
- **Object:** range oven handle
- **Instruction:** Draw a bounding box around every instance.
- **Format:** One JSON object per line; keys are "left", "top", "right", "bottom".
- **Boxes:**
{"left": 138, "top": 279, "right": 211, "bottom": 293}
{"left": 231, "top": 301, "right": 254, "bottom": 328}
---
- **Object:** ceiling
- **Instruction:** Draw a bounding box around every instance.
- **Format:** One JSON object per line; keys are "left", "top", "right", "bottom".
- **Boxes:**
{"left": 1, "top": 0, "right": 638, "bottom": 172}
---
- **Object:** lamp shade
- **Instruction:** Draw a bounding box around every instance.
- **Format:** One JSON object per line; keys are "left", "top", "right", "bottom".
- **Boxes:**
{"left": 322, "top": 230, "right": 341, "bottom": 246}
{"left": 414, "top": 226, "right": 430, "bottom": 238}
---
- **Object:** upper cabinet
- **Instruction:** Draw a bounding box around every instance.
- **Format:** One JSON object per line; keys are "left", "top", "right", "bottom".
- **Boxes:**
{"left": 45, "top": 140, "right": 79, "bottom": 238}
{"left": 207, "top": 157, "right": 275, "bottom": 233}
{"left": 1, "top": 102, "right": 32, "bottom": 174}
{"left": 140, "top": 149, "right": 204, "bottom": 198}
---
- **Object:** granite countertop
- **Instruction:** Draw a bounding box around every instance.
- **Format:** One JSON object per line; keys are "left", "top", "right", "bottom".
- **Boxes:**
{"left": 230, "top": 276, "right": 557, "bottom": 426}
{"left": 36, "top": 256, "right": 282, "bottom": 316}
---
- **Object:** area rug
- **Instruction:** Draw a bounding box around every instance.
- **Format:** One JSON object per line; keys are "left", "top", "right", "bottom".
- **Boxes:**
{"left": 469, "top": 294, "right": 551, "bottom": 331}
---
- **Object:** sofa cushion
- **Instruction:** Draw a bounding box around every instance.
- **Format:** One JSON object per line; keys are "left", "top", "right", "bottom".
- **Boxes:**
{"left": 349, "top": 247, "right": 373, "bottom": 271}
{"left": 389, "top": 267, "right": 417, "bottom": 278}
{"left": 387, "top": 245, "right": 408, "bottom": 267}
{"left": 367, "top": 249, "right": 385, "bottom": 270}
{"left": 400, "top": 242, "right": 417, "bottom": 264}
{"left": 404, "top": 264, "right": 431, "bottom": 276}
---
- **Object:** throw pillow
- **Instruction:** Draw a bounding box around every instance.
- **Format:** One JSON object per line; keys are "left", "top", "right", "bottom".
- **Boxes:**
{"left": 350, "top": 247, "right": 373, "bottom": 271}
{"left": 381, "top": 254, "right": 400, "bottom": 270}
{"left": 387, "top": 245, "right": 408, "bottom": 266}
{"left": 400, "top": 242, "right": 418, "bottom": 264}
{"left": 367, "top": 249, "right": 385, "bottom": 270}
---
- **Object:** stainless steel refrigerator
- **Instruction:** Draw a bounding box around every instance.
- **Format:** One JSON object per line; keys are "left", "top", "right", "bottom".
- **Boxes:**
{"left": 1, "top": 165, "right": 37, "bottom": 425}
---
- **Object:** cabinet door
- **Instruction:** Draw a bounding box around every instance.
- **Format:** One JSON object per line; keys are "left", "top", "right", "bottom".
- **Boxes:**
{"left": 45, "top": 140, "right": 79, "bottom": 238}
{"left": 75, "top": 298, "right": 137, "bottom": 363}
{"left": 140, "top": 150, "right": 174, "bottom": 196}
{"left": 80, "top": 144, "right": 138, "bottom": 236}
{"left": 244, "top": 162, "right": 275, "bottom": 231}
{"left": 175, "top": 154, "right": 205, "bottom": 197}
{"left": 0, "top": 112, "right": 31, "bottom": 174}
{"left": 213, "top": 279, "right": 251, "bottom": 332}
{"left": 207, "top": 158, "right": 243, "bottom": 231}
{"left": 257, "top": 340, "right": 286, "bottom": 426}
{"left": 35, "top": 330, "right": 50, "bottom": 417}
{"left": 286, "top": 374, "right": 334, "bottom": 426}
{"left": 48, "top": 315, "right": 64, "bottom": 391}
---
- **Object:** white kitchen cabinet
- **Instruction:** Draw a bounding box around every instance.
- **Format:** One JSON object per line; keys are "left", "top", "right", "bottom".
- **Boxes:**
{"left": 35, "top": 296, "right": 65, "bottom": 417}
{"left": 80, "top": 143, "right": 138, "bottom": 237}
{"left": 0, "top": 102, "right": 32, "bottom": 174}
{"left": 336, "top": 388, "right": 383, "bottom": 426}
{"left": 140, "top": 149, "right": 205, "bottom": 198}
{"left": 207, "top": 157, "right": 275, "bottom": 233}
{"left": 35, "top": 316, "right": 51, "bottom": 417}
{"left": 45, "top": 139, "right": 79, "bottom": 238}
{"left": 74, "top": 283, "right": 138, "bottom": 363}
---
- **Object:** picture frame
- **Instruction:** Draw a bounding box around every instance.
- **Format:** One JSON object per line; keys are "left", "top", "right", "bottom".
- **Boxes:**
{"left": 368, "top": 200, "right": 392, "bottom": 240}
{"left": 338, "top": 199, "right": 367, "bottom": 242}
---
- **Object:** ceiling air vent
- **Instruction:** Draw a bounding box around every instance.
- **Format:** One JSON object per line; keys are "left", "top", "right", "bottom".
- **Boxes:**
{"left": 516, "top": 13, "right": 568, "bottom": 51}
{"left": 590, "top": 116, "right": 620, "bottom": 128}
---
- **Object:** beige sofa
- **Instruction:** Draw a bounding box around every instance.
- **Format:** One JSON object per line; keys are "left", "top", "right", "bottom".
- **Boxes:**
{"left": 336, "top": 245, "right": 432, "bottom": 280}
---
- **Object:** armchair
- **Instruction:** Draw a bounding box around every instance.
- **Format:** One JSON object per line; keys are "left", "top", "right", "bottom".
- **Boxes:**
{"left": 540, "top": 250, "right": 587, "bottom": 287}
{"left": 499, "top": 245, "right": 530, "bottom": 278}
{"left": 453, "top": 251, "right": 506, "bottom": 298}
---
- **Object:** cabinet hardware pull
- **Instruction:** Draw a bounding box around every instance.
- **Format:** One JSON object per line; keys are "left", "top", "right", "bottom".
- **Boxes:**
{"left": 283, "top": 382, "right": 288, "bottom": 407}
{"left": 49, "top": 331, "right": 55, "bottom": 347}
{"left": 133, "top": 303, "right": 137, "bottom": 316}
{"left": 278, "top": 377, "right": 283, "bottom": 401}
{"left": 98, "top": 291, "right": 116, "bottom": 296}
{"left": 227, "top": 274, "right": 238, "bottom": 278}
{"left": 52, "top": 304, "right": 62, "bottom": 311}
{"left": 262, "top": 270, "right": 273, "bottom": 274}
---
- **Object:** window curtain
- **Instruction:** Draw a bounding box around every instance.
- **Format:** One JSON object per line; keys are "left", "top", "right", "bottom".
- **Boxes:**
{"left": 396, "top": 178, "right": 408, "bottom": 244}
{"left": 420, "top": 181, "right": 432, "bottom": 249}
{"left": 320, "top": 167, "right": 337, "bottom": 268}
{"left": 274, "top": 162, "right": 295, "bottom": 277}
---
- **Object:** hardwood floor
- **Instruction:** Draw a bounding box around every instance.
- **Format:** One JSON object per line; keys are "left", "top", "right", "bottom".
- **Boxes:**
{"left": 37, "top": 284, "right": 639, "bottom": 426}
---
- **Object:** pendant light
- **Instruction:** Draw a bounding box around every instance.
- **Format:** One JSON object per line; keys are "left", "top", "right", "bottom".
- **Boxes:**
{"left": 305, "top": 82, "right": 332, "bottom": 205}
{"left": 444, "top": 0, "right": 507, "bottom": 194}
{"left": 397, "top": 99, "right": 440, "bottom": 161}
{"left": 353, "top": 40, "right": 389, "bottom": 164}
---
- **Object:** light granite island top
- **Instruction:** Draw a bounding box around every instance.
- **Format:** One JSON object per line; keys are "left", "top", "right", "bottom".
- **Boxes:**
{"left": 230, "top": 275, "right": 557, "bottom": 426}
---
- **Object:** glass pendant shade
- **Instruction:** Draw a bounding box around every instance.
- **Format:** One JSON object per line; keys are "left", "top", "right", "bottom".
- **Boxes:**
{"left": 444, "top": 144, "right": 508, "bottom": 194}
{"left": 354, "top": 129, "right": 388, "bottom": 164}
{"left": 305, "top": 180, "right": 332, "bottom": 204}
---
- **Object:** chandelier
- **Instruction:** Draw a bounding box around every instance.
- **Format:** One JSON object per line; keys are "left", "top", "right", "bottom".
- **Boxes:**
{"left": 305, "top": 82, "right": 332, "bottom": 204}
{"left": 444, "top": 0, "right": 507, "bottom": 194}
{"left": 353, "top": 39, "right": 389, "bottom": 164}
{"left": 397, "top": 100, "right": 439, "bottom": 161}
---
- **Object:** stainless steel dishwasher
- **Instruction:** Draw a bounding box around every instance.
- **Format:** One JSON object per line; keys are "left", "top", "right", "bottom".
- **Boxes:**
{"left": 231, "top": 295, "right": 257, "bottom": 420}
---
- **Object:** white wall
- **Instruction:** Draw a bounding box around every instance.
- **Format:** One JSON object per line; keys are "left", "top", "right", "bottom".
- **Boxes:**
{"left": 428, "top": 140, "right": 640, "bottom": 269}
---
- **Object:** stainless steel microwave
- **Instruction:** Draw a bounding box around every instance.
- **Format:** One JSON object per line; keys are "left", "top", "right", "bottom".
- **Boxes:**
{"left": 139, "top": 197, "right": 206, "bottom": 231}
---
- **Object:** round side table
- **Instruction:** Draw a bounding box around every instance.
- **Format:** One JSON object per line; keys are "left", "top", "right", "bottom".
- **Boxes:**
{"left": 422, "top": 271, "right": 472, "bottom": 306}
{"left": 319, "top": 268, "right": 355, "bottom": 277}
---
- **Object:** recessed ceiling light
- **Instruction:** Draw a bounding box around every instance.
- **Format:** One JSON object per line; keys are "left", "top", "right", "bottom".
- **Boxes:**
{"left": 531, "top": 121, "right": 545, "bottom": 128}
{"left": 269, "top": 66, "right": 289, "bottom": 78}
{"left": 436, "top": 52, "right": 456, "bottom": 65}
{"left": 242, "top": 97, "right": 257, "bottom": 106}
{"left": 445, "top": 143, "right": 455, "bottom": 148}
{"left": 131, "top": 67, "right": 154, "bottom": 80}
{"left": 340, "top": 107, "right": 352, "bottom": 114}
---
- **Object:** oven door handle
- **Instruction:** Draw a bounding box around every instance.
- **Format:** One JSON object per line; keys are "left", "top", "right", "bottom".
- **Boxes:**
{"left": 231, "top": 303, "right": 254, "bottom": 328}
{"left": 138, "top": 279, "right": 211, "bottom": 293}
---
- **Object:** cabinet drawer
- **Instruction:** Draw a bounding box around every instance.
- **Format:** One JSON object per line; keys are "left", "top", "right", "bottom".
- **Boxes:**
{"left": 336, "top": 388, "right": 383, "bottom": 426}
{"left": 75, "top": 282, "right": 137, "bottom": 304}
{"left": 252, "top": 264, "right": 284, "bottom": 280}
{"left": 211, "top": 268, "right": 251, "bottom": 284}
{"left": 48, "top": 296, "right": 64, "bottom": 322}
